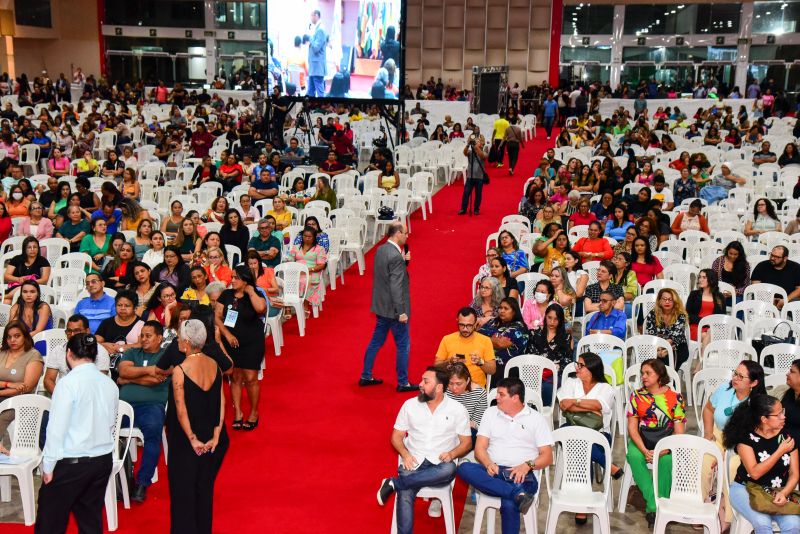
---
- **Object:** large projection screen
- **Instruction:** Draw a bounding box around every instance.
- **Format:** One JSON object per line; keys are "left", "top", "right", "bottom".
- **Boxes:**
{"left": 266, "top": 0, "right": 403, "bottom": 102}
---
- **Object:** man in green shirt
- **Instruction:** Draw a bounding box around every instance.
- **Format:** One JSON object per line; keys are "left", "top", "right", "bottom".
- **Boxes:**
{"left": 249, "top": 216, "right": 282, "bottom": 268}
{"left": 612, "top": 117, "right": 631, "bottom": 137}
{"left": 117, "top": 320, "right": 167, "bottom": 504}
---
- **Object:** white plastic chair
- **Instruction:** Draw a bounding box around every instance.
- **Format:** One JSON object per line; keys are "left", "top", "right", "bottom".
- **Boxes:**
{"left": 39, "top": 237, "right": 69, "bottom": 265}
{"left": 692, "top": 368, "right": 732, "bottom": 437}
{"left": 274, "top": 262, "right": 310, "bottom": 336}
{"left": 340, "top": 218, "right": 367, "bottom": 275}
{"left": 545, "top": 426, "right": 612, "bottom": 534}
{"left": 662, "top": 264, "right": 699, "bottom": 295}
{"left": 625, "top": 335, "right": 674, "bottom": 369}
{"left": 55, "top": 252, "right": 92, "bottom": 272}
{"left": 742, "top": 283, "right": 788, "bottom": 307}
{"left": 652, "top": 435, "right": 723, "bottom": 534}
{"left": 0, "top": 394, "right": 50, "bottom": 526}
{"left": 504, "top": 355, "right": 558, "bottom": 420}
{"left": 759, "top": 343, "right": 800, "bottom": 376}
{"left": 105, "top": 400, "right": 134, "bottom": 531}
{"left": 702, "top": 340, "right": 757, "bottom": 370}
{"left": 390, "top": 456, "right": 456, "bottom": 534}
{"left": 732, "top": 300, "right": 780, "bottom": 341}
{"left": 472, "top": 473, "right": 539, "bottom": 534}
{"left": 576, "top": 334, "right": 626, "bottom": 433}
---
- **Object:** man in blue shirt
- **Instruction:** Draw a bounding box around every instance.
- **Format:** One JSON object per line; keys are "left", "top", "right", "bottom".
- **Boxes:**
{"left": 74, "top": 274, "right": 116, "bottom": 333}
{"left": 118, "top": 321, "right": 167, "bottom": 503}
{"left": 91, "top": 201, "right": 122, "bottom": 234}
{"left": 248, "top": 168, "right": 280, "bottom": 200}
{"left": 248, "top": 217, "right": 282, "bottom": 268}
{"left": 36, "top": 333, "right": 118, "bottom": 533}
{"left": 542, "top": 93, "right": 558, "bottom": 140}
{"left": 585, "top": 290, "right": 627, "bottom": 338}
{"left": 251, "top": 153, "right": 271, "bottom": 181}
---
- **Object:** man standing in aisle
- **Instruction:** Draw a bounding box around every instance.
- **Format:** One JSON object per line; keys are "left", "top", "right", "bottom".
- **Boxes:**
{"left": 35, "top": 333, "right": 118, "bottom": 534}
{"left": 458, "top": 134, "right": 488, "bottom": 215}
{"left": 542, "top": 93, "right": 558, "bottom": 140}
{"left": 376, "top": 367, "right": 472, "bottom": 533}
{"left": 307, "top": 9, "right": 328, "bottom": 97}
{"left": 359, "top": 222, "right": 417, "bottom": 392}
{"left": 490, "top": 113, "right": 509, "bottom": 167}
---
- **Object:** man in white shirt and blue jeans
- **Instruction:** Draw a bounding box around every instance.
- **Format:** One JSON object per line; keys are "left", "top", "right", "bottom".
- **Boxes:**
{"left": 458, "top": 377, "right": 554, "bottom": 533}
{"left": 35, "top": 333, "right": 118, "bottom": 534}
{"left": 377, "top": 366, "right": 472, "bottom": 533}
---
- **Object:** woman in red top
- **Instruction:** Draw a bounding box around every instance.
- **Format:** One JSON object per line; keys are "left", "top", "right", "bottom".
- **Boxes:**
{"left": 189, "top": 122, "right": 214, "bottom": 158}
{"left": 573, "top": 221, "right": 613, "bottom": 261}
{"left": 630, "top": 236, "right": 664, "bottom": 286}
{"left": 669, "top": 151, "right": 690, "bottom": 171}
{"left": 218, "top": 154, "right": 244, "bottom": 191}
{"left": 0, "top": 202, "right": 11, "bottom": 244}
{"left": 567, "top": 198, "right": 598, "bottom": 230}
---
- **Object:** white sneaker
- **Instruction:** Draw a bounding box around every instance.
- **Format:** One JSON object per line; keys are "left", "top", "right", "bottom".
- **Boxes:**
{"left": 547, "top": 136, "right": 551, "bottom": 140}
{"left": 428, "top": 499, "right": 442, "bottom": 517}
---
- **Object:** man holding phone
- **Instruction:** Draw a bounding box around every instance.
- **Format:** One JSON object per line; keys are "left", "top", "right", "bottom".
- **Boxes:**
{"left": 434, "top": 308, "right": 496, "bottom": 387}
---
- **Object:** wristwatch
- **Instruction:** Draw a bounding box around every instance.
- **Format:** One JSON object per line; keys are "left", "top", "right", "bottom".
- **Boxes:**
{"left": 576, "top": 398, "right": 582, "bottom": 405}
{"left": 526, "top": 459, "right": 536, "bottom": 471}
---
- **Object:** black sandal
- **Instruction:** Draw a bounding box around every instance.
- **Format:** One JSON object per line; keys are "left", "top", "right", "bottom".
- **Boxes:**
{"left": 243, "top": 418, "right": 259, "bottom": 431}
{"left": 232, "top": 419, "right": 244, "bottom": 430}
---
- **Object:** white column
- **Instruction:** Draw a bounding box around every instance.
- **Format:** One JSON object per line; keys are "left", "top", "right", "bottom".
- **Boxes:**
{"left": 735, "top": 2, "right": 753, "bottom": 93}
{"left": 204, "top": 0, "right": 217, "bottom": 84}
{"left": 609, "top": 5, "right": 625, "bottom": 88}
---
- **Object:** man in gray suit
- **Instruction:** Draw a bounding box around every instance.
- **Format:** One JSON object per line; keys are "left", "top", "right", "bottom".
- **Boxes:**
{"left": 307, "top": 9, "right": 327, "bottom": 98}
{"left": 359, "top": 222, "right": 417, "bottom": 392}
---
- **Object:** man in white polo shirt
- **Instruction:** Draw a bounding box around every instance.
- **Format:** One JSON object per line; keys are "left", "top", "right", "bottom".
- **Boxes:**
{"left": 458, "top": 377, "right": 554, "bottom": 533}
{"left": 376, "top": 366, "right": 471, "bottom": 534}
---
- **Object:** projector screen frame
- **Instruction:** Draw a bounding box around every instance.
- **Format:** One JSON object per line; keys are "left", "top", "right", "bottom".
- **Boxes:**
{"left": 264, "top": 0, "right": 407, "bottom": 104}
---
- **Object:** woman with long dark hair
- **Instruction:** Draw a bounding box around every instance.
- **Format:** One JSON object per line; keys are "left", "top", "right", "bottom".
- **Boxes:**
{"left": 530, "top": 303, "right": 573, "bottom": 406}
{"left": 723, "top": 395, "right": 800, "bottom": 534}
{"left": 630, "top": 236, "right": 663, "bottom": 287}
{"left": 612, "top": 251, "right": 638, "bottom": 318}
{"left": 4, "top": 236, "right": 51, "bottom": 304}
{"left": 216, "top": 265, "right": 267, "bottom": 430}
{"left": 644, "top": 288, "right": 690, "bottom": 368}
{"left": 488, "top": 256, "right": 519, "bottom": 300}
{"left": 744, "top": 197, "right": 782, "bottom": 237}
{"left": 479, "top": 297, "right": 529, "bottom": 379}
{"left": 219, "top": 208, "right": 249, "bottom": 261}
{"left": 521, "top": 279, "right": 555, "bottom": 330}
{"left": 712, "top": 241, "right": 751, "bottom": 300}
{"left": 151, "top": 245, "right": 191, "bottom": 293}
{"left": 686, "top": 269, "right": 727, "bottom": 342}
{"left": 700, "top": 360, "right": 765, "bottom": 521}
{"left": 604, "top": 204, "right": 634, "bottom": 241}
{"left": 8, "top": 280, "right": 52, "bottom": 355}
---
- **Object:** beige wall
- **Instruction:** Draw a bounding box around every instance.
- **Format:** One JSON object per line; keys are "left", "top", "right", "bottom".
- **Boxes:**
{"left": 0, "top": 0, "right": 101, "bottom": 78}
{"left": 405, "top": 0, "right": 552, "bottom": 90}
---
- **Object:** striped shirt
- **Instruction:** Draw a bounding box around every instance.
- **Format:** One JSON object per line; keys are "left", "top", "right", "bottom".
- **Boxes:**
{"left": 446, "top": 387, "right": 488, "bottom": 427}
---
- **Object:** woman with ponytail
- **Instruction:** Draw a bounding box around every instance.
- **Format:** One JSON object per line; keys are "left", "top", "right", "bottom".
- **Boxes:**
{"left": 723, "top": 395, "right": 800, "bottom": 534}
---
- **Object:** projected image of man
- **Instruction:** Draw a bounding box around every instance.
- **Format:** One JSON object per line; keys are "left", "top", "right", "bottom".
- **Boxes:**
{"left": 308, "top": 10, "right": 328, "bottom": 97}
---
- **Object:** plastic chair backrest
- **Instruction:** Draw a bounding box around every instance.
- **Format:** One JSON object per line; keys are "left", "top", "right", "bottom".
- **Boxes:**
{"left": 0, "top": 394, "right": 50, "bottom": 458}
{"left": 275, "top": 262, "right": 309, "bottom": 299}
{"left": 654, "top": 434, "right": 722, "bottom": 505}
{"left": 504, "top": 354, "right": 557, "bottom": 407}
{"left": 552, "top": 426, "right": 611, "bottom": 493}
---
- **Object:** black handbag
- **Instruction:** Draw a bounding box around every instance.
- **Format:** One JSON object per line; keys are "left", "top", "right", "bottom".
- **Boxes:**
{"left": 377, "top": 206, "right": 395, "bottom": 220}
{"left": 640, "top": 425, "right": 673, "bottom": 450}
{"left": 752, "top": 321, "right": 795, "bottom": 362}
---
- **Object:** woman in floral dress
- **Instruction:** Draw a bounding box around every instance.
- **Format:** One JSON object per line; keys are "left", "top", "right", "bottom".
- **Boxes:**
{"left": 288, "top": 226, "right": 328, "bottom": 317}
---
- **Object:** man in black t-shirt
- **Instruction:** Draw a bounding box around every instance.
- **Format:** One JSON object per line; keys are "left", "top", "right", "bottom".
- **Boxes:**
{"left": 318, "top": 118, "right": 336, "bottom": 145}
{"left": 750, "top": 245, "right": 800, "bottom": 309}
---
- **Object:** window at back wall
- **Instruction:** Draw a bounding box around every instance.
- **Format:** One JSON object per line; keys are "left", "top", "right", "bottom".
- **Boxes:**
{"left": 562, "top": 4, "right": 614, "bottom": 35}
{"left": 14, "top": 0, "right": 51, "bottom": 28}
{"left": 623, "top": 4, "right": 741, "bottom": 35}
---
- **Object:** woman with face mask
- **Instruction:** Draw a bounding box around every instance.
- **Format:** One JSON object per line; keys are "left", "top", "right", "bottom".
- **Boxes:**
{"left": 521, "top": 280, "right": 555, "bottom": 330}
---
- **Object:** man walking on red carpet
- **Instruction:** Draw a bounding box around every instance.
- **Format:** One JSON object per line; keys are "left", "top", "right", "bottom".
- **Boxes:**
{"left": 359, "top": 222, "right": 417, "bottom": 392}
{"left": 376, "top": 366, "right": 472, "bottom": 534}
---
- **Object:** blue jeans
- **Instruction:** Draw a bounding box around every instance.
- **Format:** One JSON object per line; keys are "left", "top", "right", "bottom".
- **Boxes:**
{"left": 729, "top": 482, "right": 800, "bottom": 534}
{"left": 128, "top": 404, "right": 166, "bottom": 487}
{"left": 543, "top": 116, "right": 555, "bottom": 137}
{"left": 393, "top": 460, "right": 457, "bottom": 534}
{"left": 361, "top": 315, "right": 410, "bottom": 385}
{"left": 461, "top": 177, "right": 483, "bottom": 212}
{"left": 458, "top": 462, "right": 539, "bottom": 533}
{"left": 308, "top": 76, "right": 325, "bottom": 97}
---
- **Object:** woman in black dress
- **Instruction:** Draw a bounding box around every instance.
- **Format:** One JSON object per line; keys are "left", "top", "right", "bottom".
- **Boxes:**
{"left": 215, "top": 265, "right": 267, "bottom": 430}
{"left": 168, "top": 318, "right": 228, "bottom": 534}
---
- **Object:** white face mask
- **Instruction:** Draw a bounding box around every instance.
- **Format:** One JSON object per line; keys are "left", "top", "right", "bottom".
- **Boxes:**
{"left": 11, "top": 192, "right": 22, "bottom": 200}
{"left": 691, "top": 168, "right": 699, "bottom": 175}
{"left": 534, "top": 292, "right": 548, "bottom": 304}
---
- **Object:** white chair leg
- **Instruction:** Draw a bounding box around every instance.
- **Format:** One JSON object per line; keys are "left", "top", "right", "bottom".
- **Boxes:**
{"left": 118, "top": 467, "right": 131, "bottom": 509}
{"left": 596, "top": 510, "right": 611, "bottom": 534}
{"left": 617, "top": 468, "right": 633, "bottom": 512}
{"left": 356, "top": 250, "right": 365, "bottom": 275}
{"left": 0, "top": 474, "right": 10, "bottom": 501}
{"left": 327, "top": 260, "right": 338, "bottom": 290}
{"left": 162, "top": 428, "right": 168, "bottom": 465}
{"left": 486, "top": 508, "right": 496, "bottom": 534}
{"left": 19, "top": 471, "right": 35, "bottom": 526}
{"left": 105, "top": 478, "right": 119, "bottom": 531}
{"left": 524, "top": 507, "right": 537, "bottom": 534}
{"left": 293, "top": 302, "right": 306, "bottom": 336}
{"left": 472, "top": 499, "right": 486, "bottom": 534}
{"left": 442, "top": 493, "right": 455, "bottom": 534}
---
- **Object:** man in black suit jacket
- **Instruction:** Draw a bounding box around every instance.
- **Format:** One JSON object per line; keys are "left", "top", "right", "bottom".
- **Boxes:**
{"left": 359, "top": 222, "right": 417, "bottom": 392}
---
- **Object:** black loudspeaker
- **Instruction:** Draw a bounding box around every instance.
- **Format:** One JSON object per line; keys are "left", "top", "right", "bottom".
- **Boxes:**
{"left": 477, "top": 73, "right": 501, "bottom": 114}
{"left": 309, "top": 146, "right": 329, "bottom": 166}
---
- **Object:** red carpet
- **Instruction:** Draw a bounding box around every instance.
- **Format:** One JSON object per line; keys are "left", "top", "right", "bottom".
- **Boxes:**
{"left": 5, "top": 133, "right": 553, "bottom": 533}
